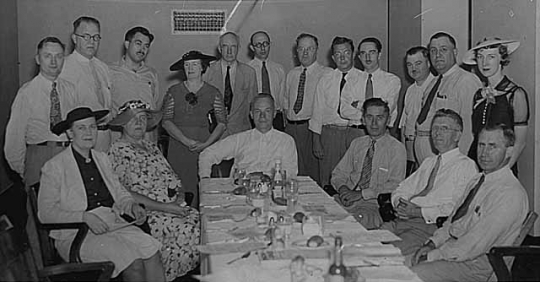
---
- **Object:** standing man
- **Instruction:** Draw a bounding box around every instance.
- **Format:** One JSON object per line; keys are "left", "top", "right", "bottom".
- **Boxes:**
{"left": 284, "top": 33, "right": 331, "bottom": 182}
{"left": 204, "top": 31, "right": 258, "bottom": 137}
{"left": 5, "top": 37, "right": 79, "bottom": 188}
{"left": 60, "top": 16, "right": 112, "bottom": 152}
{"left": 411, "top": 125, "right": 528, "bottom": 282}
{"left": 384, "top": 109, "right": 477, "bottom": 255}
{"left": 399, "top": 46, "right": 435, "bottom": 173}
{"left": 109, "top": 26, "right": 160, "bottom": 142}
{"left": 247, "top": 31, "right": 286, "bottom": 131}
{"left": 332, "top": 98, "right": 406, "bottom": 229}
{"left": 414, "top": 32, "right": 481, "bottom": 164}
{"left": 309, "top": 36, "right": 366, "bottom": 186}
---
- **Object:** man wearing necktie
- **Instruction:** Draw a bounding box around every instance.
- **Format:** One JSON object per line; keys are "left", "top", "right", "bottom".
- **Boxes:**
{"left": 284, "top": 33, "right": 331, "bottom": 183}
{"left": 309, "top": 37, "right": 366, "bottom": 187}
{"left": 248, "top": 31, "right": 286, "bottom": 131}
{"left": 4, "top": 36, "right": 80, "bottom": 268}
{"left": 382, "top": 109, "right": 477, "bottom": 255}
{"left": 331, "top": 98, "right": 406, "bottom": 230}
{"left": 411, "top": 124, "right": 528, "bottom": 282}
{"left": 60, "top": 16, "right": 112, "bottom": 152}
{"left": 414, "top": 32, "right": 482, "bottom": 165}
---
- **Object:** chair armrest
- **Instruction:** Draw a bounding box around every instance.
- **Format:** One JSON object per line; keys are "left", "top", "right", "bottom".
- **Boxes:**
{"left": 40, "top": 222, "right": 89, "bottom": 263}
{"left": 38, "top": 261, "right": 115, "bottom": 282}
{"left": 488, "top": 246, "right": 540, "bottom": 282}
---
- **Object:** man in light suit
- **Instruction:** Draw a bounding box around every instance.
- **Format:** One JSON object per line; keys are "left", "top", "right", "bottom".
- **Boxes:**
{"left": 204, "top": 31, "right": 258, "bottom": 136}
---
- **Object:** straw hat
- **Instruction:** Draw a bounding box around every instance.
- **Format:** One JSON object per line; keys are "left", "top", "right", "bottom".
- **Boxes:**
{"left": 109, "top": 100, "right": 161, "bottom": 131}
{"left": 462, "top": 38, "right": 520, "bottom": 65}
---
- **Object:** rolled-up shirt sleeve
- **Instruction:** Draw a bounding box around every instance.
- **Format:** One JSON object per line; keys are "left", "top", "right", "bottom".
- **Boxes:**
{"left": 198, "top": 134, "right": 239, "bottom": 178}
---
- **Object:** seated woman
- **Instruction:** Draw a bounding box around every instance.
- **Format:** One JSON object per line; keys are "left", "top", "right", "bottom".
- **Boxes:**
{"left": 108, "top": 100, "right": 200, "bottom": 281}
{"left": 38, "top": 107, "right": 165, "bottom": 281}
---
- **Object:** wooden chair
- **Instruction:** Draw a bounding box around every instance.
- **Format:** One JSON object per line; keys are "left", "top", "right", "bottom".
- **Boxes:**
{"left": 487, "top": 211, "right": 538, "bottom": 281}
{"left": 28, "top": 184, "right": 114, "bottom": 281}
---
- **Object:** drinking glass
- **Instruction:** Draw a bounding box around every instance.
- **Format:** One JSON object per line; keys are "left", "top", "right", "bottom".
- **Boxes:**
{"left": 247, "top": 179, "right": 260, "bottom": 205}
{"left": 285, "top": 179, "right": 299, "bottom": 213}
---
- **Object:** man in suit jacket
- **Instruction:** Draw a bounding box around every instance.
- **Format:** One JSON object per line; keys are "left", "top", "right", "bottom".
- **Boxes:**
{"left": 204, "top": 32, "right": 258, "bottom": 136}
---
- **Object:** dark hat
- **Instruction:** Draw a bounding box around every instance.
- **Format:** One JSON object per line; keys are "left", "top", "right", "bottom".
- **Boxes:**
{"left": 52, "top": 107, "right": 109, "bottom": 136}
{"left": 170, "top": 50, "right": 216, "bottom": 71}
{"left": 109, "top": 100, "right": 162, "bottom": 131}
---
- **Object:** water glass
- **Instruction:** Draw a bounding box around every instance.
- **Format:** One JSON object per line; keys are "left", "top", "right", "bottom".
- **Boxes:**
{"left": 285, "top": 179, "right": 299, "bottom": 213}
{"left": 247, "top": 179, "right": 260, "bottom": 205}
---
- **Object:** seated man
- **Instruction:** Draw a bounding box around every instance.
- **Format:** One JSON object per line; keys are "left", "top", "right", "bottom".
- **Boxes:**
{"left": 38, "top": 107, "right": 165, "bottom": 281}
{"left": 331, "top": 98, "right": 406, "bottom": 229}
{"left": 410, "top": 124, "right": 529, "bottom": 282}
{"left": 199, "top": 94, "right": 298, "bottom": 178}
{"left": 382, "top": 109, "right": 477, "bottom": 255}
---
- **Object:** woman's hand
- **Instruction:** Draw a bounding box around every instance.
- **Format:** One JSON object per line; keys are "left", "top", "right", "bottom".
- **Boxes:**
{"left": 163, "top": 202, "right": 190, "bottom": 216}
{"left": 83, "top": 212, "right": 109, "bottom": 234}
{"left": 131, "top": 204, "right": 147, "bottom": 225}
{"left": 182, "top": 138, "right": 198, "bottom": 148}
{"left": 189, "top": 141, "right": 208, "bottom": 152}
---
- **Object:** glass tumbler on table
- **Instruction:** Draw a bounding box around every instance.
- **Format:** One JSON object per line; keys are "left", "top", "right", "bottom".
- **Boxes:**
{"left": 247, "top": 179, "right": 261, "bottom": 205}
{"left": 285, "top": 179, "right": 299, "bottom": 213}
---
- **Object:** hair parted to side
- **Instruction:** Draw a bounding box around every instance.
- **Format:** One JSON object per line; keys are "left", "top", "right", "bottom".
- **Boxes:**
{"left": 480, "top": 123, "right": 515, "bottom": 147}
{"left": 433, "top": 108, "right": 463, "bottom": 132}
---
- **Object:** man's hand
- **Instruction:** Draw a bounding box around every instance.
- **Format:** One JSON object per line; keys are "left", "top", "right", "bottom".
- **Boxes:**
{"left": 396, "top": 198, "right": 422, "bottom": 219}
{"left": 411, "top": 241, "right": 435, "bottom": 266}
{"left": 351, "top": 100, "right": 360, "bottom": 108}
{"left": 131, "top": 204, "right": 147, "bottom": 225}
{"left": 312, "top": 136, "right": 324, "bottom": 159}
{"left": 339, "top": 188, "right": 363, "bottom": 207}
{"left": 82, "top": 212, "right": 109, "bottom": 234}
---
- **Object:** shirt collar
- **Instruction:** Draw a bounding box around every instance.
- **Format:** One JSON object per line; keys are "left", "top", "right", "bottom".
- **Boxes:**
{"left": 440, "top": 64, "right": 459, "bottom": 77}
{"left": 415, "top": 73, "right": 435, "bottom": 87}
{"left": 368, "top": 67, "right": 382, "bottom": 76}
{"left": 303, "top": 61, "right": 320, "bottom": 73}
{"left": 439, "top": 147, "right": 460, "bottom": 163}
{"left": 72, "top": 50, "right": 93, "bottom": 63}
{"left": 37, "top": 73, "right": 58, "bottom": 86}
{"left": 120, "top": 56, "right": 146, "bottom": 73}
{"left": 252, "top": 57, "right": 267, "bottom": 65}
{"left": 221, "top": 59, "right": 237, "bottom": 69}
{"left": 484, "top": 165, "right": 513, "bottom": 182}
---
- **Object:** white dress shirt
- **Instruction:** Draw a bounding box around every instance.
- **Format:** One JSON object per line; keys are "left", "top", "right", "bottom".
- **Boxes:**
{"left": 399, "top": 73, "right": 435, "bottom": 137}
{"left": 248, "top": 58, "right": 286, "bottom": 110}
{"left": 309, "top": 68, "right": 366, "bottom": 134}
{"left": 199, "top": 128, "right": 298, "bottom": 178}
{"left": 391, "top": 148, "right": 477, "bottom": 224}
{"left": 284, "top": 62, "right": 331, "bottom": 121}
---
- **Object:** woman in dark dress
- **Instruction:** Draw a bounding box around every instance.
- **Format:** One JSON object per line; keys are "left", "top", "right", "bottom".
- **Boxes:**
{"left": 464, "top": 38, "right": 529, "bottom": 172}
{"left": 162, "top": 51, "right": 227, "bottom": 207}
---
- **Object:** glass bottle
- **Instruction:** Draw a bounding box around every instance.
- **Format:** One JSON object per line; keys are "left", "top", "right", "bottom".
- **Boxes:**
{"left": 272, "top": 160, "right": 286, "bottom": 199}
{"left": 328, "top": 236, "right": 347, "bottom": 282}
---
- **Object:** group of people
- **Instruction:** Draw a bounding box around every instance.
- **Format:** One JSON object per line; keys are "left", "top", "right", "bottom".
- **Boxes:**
{"left": 3, "top": 12, "right": 531, "bottom": 282}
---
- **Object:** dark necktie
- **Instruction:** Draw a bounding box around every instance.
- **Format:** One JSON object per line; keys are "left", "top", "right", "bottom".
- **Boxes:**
{"left": 417, "top": 74, "right": 443, "bottom": 124}
{"left": 355, "top": 139, "right": 376, "bottom": 190}
{"left": 411, "top": 155, "right": 441, "bottom": 199}
{"left": 49, "top": 82, "right": 62, "bottom": 130}
{"left": 452, "top": 175, "right": 485, "bottom": 222}
{"left": 338, "top": 72, "right": 347, "bottom": 116}
{"left": 293, "top": 68, "right": 307, "bottom": 114}
{"left": 224, "top": 66, "right": 233, "bottom": 114}
{"left": 261, "top": 61, "right": 271, "bottom": 95}
{"left": 365, "top": 73, "right": 373, "bottom": 99}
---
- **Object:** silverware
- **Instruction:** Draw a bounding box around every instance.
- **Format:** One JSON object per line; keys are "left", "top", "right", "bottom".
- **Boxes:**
{"left": 226, "top": 251, "right": 251, "bottom": 265}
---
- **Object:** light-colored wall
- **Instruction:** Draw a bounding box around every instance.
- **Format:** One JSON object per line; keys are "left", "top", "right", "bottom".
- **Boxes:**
{"left": 17, "top": 0, "right": 388, "bottom": 92}
{"left": 472, "top": 0, "right": 537, "bottom": 234}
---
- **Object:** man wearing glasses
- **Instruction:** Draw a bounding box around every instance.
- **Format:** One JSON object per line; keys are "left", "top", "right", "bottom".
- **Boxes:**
{"left": 61, "top": 16, "right": 112, "bottom": 152}
{"left": 247, "top": 31, "right": 286, "bottom": 131}
{"left": 284, "top": 33, "right": 331, "bottom": 183}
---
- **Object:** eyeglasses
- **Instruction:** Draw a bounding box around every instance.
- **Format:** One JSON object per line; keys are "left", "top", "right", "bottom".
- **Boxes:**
{"left": 431, "top": 125, "right": 458, "bottom": 134}
{"left": 297, "top": 47, "right": 317, "bottom": 53}
{"left": 252, "top": 41, "right": 270, "bottom": 49}
{"left": 74, "top": 33, "right": 102, "bottom": 42}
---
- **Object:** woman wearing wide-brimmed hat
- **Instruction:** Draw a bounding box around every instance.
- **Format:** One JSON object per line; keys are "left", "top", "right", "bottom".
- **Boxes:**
{"left": 463, "top": 38, "right": 529, "bottom": 173}
{"left": 161, "top": 50, "right": 227, "bottom": 207}
{"left": 108, "top": 100, "right": 200, "bottom": 281}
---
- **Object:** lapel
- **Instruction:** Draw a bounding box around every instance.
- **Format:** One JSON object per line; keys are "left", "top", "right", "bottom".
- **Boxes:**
{"left": 231, "top": 63, "right": 245, "bottom": 115}
{"left": 63, "top": 148, "right": 88, "bottom": 204}
{"left": 206, "top": 62, "right": 224, "bottom": 94}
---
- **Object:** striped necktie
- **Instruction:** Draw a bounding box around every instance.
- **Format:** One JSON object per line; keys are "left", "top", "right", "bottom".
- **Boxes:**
{"left": 355, "top": 139, "right": 376, "bottom": 190}
{"left": 49, "top": 81, "right": 62, "bottom": 130}
{"left": 293, "top": 68, "right": 307, "bottom": 114}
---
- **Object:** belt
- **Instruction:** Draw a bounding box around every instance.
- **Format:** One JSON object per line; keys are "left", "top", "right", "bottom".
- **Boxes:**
{"left": 323, "top": 124, "right": 349, "bottom": 130}
{"left": 416, "top": 130, "right": 431, "bottom": 137}
{"left": 287, "top": 119, "right": 308, "bottom": 125}
{"left": 36, "top": 141, "right": 71, "bottom": 147}
{"left": 97, "top": 124, "right": 109, "bottom": 131}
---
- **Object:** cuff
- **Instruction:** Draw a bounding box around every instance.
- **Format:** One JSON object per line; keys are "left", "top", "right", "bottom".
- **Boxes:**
{"left": 420, "top": 207, "right": 436, "bottom": 224}
{"left": 427, "top": 249, "right": 443, "bottom": 262}
{"left": 361, "top": 189, "right": 377, "bottom": 200}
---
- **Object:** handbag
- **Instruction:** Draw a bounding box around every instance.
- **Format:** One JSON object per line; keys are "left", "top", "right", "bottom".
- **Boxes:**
{"left": 377, "top": 193, "right": 397, "bottom": 222}
{"left": 207, "top": 109, "right": 218, "bottom": 133}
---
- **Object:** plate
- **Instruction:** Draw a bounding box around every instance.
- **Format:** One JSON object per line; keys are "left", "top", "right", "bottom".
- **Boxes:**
{"left": 291, "top": 237, "right": 333, "bottom": 250}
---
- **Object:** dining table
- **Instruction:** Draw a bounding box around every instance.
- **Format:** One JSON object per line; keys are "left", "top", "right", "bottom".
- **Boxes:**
{"left": 196, "top": 176, "right": 423, "bottom": 282}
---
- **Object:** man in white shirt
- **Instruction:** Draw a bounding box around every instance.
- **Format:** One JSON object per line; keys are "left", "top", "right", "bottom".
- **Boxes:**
{"left": 60, "top": 16, "right": 112, "bottom": 152}
{"left": 383, "top": 109, "right": 477, "bottom": 255}
{"left": 248, "top": 31, "right": 286, "bottom": 131}
{"left": 309, "top": 36, "right": 366, "bottom": 186}
{"left": 414, "top": 32, "right": 481, "bottom": 164}
{"left": 343, "top": 37, "right": 401, "bottom": 124}
{"left": 284, "top": 33, "right": 331, "bottom": 183}
{"left": 199, "top": 94, "right": 298, "bottom": 178}
{"left": 399, "top": 46, "right": 435, "bottom": 174}
{"left": 411, "top": 124, "right": 528, "bottom": 282}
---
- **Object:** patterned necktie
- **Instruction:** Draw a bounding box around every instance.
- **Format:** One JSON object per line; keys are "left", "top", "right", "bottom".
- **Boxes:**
{"left": 261, "top": 61, "right": 271, "bottom": 95}
{"left": 417, "top": 74, "right": 443, "bottom": 124}
{"left": 49, "top": 82, "right": 62, "bottom": 130}
{"left": 412, "top": 155, "right": 441, "bottom": 199}
{"left": 293, "top": 68, "right": 307, "bottom": 114}
{"left": 452, "top": 175, "right": 485, "bottom": 222}
{"left": 338, "top": 72, "right": 347, "bottom": 116}
{"left": 89, "top": 60, "right": 105, "bottom": 107}
{"left": 365, "top": 73, "right": 374, "bottom": 99}
{"left": 355, "top": 139, "right": 376, "bottom": 190}
{"left": 224, "top": 66, "right": 233, "bottom": 114}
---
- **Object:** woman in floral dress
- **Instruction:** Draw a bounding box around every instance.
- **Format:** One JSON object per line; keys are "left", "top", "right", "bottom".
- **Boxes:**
{"left": 108, "top": 100, "right": 200, "bottom": 281}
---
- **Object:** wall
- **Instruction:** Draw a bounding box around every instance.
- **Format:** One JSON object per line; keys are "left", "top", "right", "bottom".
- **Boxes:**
{"left": 17, "top": 0, "right": 388, "bottom": 90}
{"left": 0, "top": 0, "right": 19, "bottom": 189}
{"left": 472, "top": 0, "right": 538, "bottom": 234}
